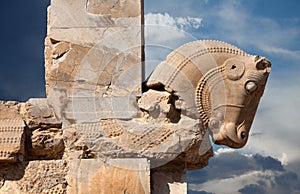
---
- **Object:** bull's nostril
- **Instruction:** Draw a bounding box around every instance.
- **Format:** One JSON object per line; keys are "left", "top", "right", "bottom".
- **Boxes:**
{"left": 241, "top": 131, "right": 246, "bottom": 140}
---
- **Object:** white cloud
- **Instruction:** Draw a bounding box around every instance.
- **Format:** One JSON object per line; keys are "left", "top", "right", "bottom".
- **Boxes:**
{"left": 145, "top": 12, "right": 202, "bottom": 30}
{"left": 214, "top": 148, "right": 235, "bottom": 156}
{"left": 145, "top": 12, "right": 177, "bottom": 27}
{"left": 176, "top": 16, "right": 202, "bottom": 29}
{"left": 144, "top": 12, "right": 202, "bottom": 43}
{"left": 280, "top": 153, "right": 289, "bottom": 166}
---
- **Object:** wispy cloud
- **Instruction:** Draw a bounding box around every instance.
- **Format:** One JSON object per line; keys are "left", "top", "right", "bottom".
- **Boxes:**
{"left": 259, "top": 45, "right": 300, "bottom": 62}
{"left": 145, "top": 12, "right": 202, "bottom": 30}
{"left": 144, "top": 12, "right": 199, "bottom": 59}
{"left": 145, "top": 13, "right": 202, "bottom": 46}
{"left": 144, "top": 12, "right": 202, "bottom": 43}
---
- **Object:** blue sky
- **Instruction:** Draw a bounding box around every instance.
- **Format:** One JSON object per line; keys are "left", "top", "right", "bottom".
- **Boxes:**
{"left": 0, "top": 1, "right": 49, "bottom": 101}
{"left": 1, "top": 0, "right": 300, "bottom": 193}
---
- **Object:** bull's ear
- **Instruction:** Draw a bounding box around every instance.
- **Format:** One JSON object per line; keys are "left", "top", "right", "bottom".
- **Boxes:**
{"left": 224, "top": 58, "right": 245, "bottom": 81}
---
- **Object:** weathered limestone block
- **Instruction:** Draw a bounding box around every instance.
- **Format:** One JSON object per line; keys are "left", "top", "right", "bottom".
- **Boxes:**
{"left": 0, "top": 101, "right": 22, "bottom": 120}
{"left": 0, "top": 119, "right": 25, "bottom": 162}
{"left": 67, "top": 158, "right": 150, "bottom": 194}
{"left": 21, "top": 98, "right": 64, "bottom": 160}
{"left": 45, "top": 0, "right": 143, "bottom": 126}
{"left": 48, "top": 0, "right": 141, "bottom": 43}
{"left": 30, "top": 128, "right": 64, "bottom": 159}
{"left": 44, "top": 36, "right": 142, "bottom": 112}
{"left": 86, "top": 0, "right": 141, "bottom": 17}
{"left": 23, "top": 98, "right": 61, "bottom": 128}
{"left": 49, "top": 0, "right": 141, "bottom": 32}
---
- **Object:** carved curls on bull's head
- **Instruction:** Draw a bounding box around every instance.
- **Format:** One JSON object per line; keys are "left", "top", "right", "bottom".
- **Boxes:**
{"left": 147, "top": 40, "right": 271, "bottom": 149}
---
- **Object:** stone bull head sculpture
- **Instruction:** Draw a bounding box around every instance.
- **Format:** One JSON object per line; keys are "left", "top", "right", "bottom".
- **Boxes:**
{"left": 63, "top": 40, "right": 271, "bottom": 170}
{"left": 147, "top": 40, "right": 271, "bottom": 149}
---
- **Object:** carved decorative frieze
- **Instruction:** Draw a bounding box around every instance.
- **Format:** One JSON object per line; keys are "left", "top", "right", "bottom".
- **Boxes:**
{"left": 0, "top": 119, "right": 25, "bottom": 162}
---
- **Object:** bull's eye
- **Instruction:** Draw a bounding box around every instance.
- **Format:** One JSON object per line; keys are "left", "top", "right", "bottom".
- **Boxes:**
{"left": 245, "top": 81, "right": 258, "bottom": 93}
